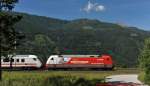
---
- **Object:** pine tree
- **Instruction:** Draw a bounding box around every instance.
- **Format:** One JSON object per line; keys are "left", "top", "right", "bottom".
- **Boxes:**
{"left": 0, "top": 0, "right": 23, "bottom": 80}
{"left": 0, "top": 0, "right": 18, "bottom": 11}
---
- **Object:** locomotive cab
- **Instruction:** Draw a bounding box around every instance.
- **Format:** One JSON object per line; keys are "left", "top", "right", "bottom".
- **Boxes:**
{"left": 46, "top": 55, "right": 64, "bottom": 64}
{"left": 101, "top": 54, "right": 114, "bottom": 69}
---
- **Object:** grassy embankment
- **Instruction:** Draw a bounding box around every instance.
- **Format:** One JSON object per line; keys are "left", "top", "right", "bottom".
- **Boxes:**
{"left": 139, "top": 71, "right": 150, "bottom": 85}
{"left": 0, "top": 69, "right": 139, "bottom": 86}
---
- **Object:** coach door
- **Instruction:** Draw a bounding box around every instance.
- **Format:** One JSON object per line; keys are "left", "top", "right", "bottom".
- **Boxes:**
{"left": 3, "top": 58, "right": 10, "bottom": 68}
{"left": 10, "top": 57, "right": 15, "bottom": 68}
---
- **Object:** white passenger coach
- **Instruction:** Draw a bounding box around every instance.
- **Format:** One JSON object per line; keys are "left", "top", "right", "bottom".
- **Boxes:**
{"left": 1, "top": 55, "right": 42, "bottom": 69}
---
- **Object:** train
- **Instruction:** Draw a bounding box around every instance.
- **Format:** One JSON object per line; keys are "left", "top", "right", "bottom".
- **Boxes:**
{"left": 1, "top": 54, "right": 114, "bottom": 70}
{"left": 1, "top": 55, "right": 42, "bottom": 70}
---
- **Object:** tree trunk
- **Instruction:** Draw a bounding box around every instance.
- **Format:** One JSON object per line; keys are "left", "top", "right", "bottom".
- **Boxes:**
{"left": 0, "top": 21, "right": 2, "bottom": 81}
{"left": 0, "top": 49, "right": 2, "bottom": 81}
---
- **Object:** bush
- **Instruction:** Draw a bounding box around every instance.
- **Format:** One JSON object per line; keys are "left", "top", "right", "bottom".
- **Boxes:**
{"left": 139, "top": 38, "right": 150, "bottom": 85}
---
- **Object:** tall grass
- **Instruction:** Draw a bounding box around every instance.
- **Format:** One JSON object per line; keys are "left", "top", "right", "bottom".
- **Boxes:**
{"left": 139, "top": 71, "right": 150, "bottom": 85}
{"left": 0, "top": 69, "right": 140, "bottom": 86}
{"left": 0, "top": 71, "right": 105, "bottom": 86}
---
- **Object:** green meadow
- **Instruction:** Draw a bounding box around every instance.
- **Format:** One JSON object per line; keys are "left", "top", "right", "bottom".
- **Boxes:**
{"left": 0, "top": 69, "right": 139, "bottom": 86}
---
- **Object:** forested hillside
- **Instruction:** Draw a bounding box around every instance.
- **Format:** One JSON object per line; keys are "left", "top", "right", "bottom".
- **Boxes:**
{"left": 14, "top": 12, "right": 150, "bottom": 67}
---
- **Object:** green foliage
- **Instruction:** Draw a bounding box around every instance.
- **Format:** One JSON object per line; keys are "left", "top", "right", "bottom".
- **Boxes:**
{"left": 139, "top": 38, "right": 150, "bottom": 68}
{"left": 0, "top": 0, "right": 22, "bottom": 56}
{"left": 139, "top": 38, "right": 150, "bottom": 84}
{"left": 0, "top": 69, "right": 139, "bottom": 86}
{"left": 0, "top": 76, "right": 104, "bottom": 86}
{"left": 0, "top": 0, "right": 21, "bottom": 81}
{"left": 0, "top": 12, "right": 23, "bottom": 56}
{"left": 0, "top": 71, "right": 106, "bottom": 86}
{"left": 33, "top": 34, "right": 56, "bottom": 63}
{"left": 0, "top": 0, "right": 19, "bottom": 11}
{"left": 34, "top": 34, "right": 55, "bottom": 47}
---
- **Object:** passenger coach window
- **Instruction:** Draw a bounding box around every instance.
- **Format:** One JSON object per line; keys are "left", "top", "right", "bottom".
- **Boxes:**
{"left": 21, "top": 59, "right": 25, "bottom": 62}
{"left": 3, "top": 58, "right": 9, "bottom": 62}
{"left": 16, "top": 59, "right": 19, "bottom": 62}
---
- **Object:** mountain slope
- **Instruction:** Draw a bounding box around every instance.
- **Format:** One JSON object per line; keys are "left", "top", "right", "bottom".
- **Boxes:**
{"left": 14, "top": 12, "right": 150, "bottom": 67}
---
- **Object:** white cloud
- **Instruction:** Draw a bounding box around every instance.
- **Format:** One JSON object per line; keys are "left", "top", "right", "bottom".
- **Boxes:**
{"left": 95, "top": 5, "right": 105, "bottom": 12}
{"left": 82, "top": 1, "right": 105, "bottom": 13}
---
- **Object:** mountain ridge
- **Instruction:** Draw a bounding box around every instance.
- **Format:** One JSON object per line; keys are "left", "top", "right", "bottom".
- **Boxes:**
{"left": 14, "top": 12, "right": 150, "bottom": 67}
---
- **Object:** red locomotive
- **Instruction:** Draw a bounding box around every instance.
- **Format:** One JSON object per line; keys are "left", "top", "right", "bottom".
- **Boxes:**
{"left": 46, "top": 54, "right": 114, "bottom": 70}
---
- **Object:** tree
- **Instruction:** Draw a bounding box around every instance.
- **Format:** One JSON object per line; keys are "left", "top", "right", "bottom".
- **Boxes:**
{"left": 0, "top": 0, "right": 18, "bottom": 11}
{"left": 139, "top": 38, "right": 150, "bottom": 82}
{"left": 33, "top": 34, "right": 56, "bottom": 63}
{"left": 0, "top": 0, "right": 22, "bottom": 80}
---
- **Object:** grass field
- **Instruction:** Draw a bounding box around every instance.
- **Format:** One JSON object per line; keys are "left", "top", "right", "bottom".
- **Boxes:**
{"left": 139, "top": 71, "right": 150, "bottom": 85}
{"left": 0, "top": 69, "right": 140, "bottom": 86}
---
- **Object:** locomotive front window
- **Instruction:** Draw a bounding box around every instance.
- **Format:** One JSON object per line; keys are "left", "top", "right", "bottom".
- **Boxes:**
{"left": 51, "top": 58, "right": 54, "bottom": 60}
{"left": 33, "top": 58, "right": 37, "bottom": 61}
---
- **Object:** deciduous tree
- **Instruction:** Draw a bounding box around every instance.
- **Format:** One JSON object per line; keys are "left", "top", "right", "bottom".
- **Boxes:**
{"left": 0, "top": 0, "right": 23, "bottom": 80}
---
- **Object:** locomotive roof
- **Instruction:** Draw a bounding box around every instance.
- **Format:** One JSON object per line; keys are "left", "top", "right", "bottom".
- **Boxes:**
{"left": 51, "top": 55, "right": 99, "bottom": 58}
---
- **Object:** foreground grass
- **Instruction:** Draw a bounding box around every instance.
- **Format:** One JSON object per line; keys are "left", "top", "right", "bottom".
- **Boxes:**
{"left": 138, "top": 72, "right": 145, "bottom": 83}
{"left": 0, "top": 69, "right": 140, "bottom": 86}
{"left": 139, "top": 71, "right": 150, "bottom": 85}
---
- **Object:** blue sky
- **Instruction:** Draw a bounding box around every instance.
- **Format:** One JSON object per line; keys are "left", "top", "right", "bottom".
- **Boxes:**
{"left": 14, "top": 0, "right": 150, "bottom": 31}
